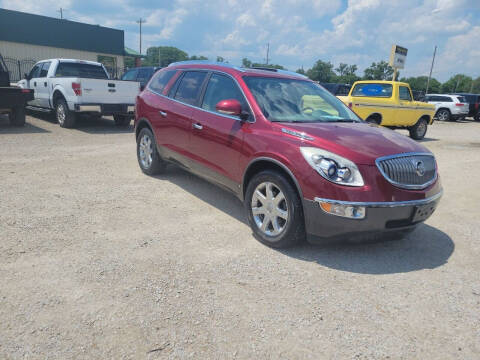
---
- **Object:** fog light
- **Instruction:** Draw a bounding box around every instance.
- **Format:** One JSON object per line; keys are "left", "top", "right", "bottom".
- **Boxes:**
{"left": 319, "top": 202, "right": 365, "bottom": 219}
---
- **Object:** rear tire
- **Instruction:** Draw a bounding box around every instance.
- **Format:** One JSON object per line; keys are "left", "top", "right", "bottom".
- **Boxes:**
{"left": 409, "top": 118, "right": 428, "bottom": 140}
{"left": 55, "top": 98, "right": 76, "bottom": 128}
{"left": 245, "top": 170, "right": 305, "bottom": 248}
{"left": 114, "top": 115, "right": 131, "bottom": 127}
{"left": 136, "top": 128, "right": 166, "bottom": 175}
{"left": 9, "top": 106, "right": 26, "bottom": 126}
{"left": 436, "top": 109, "right": 450, "bottom": 122}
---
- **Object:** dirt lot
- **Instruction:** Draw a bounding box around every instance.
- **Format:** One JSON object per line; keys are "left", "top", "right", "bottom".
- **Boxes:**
{"left": 0, "top": 113, "right": 479, "bottom": 359}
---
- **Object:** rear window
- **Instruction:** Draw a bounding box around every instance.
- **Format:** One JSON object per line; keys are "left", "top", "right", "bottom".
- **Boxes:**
{"left": 352, "top": 83, "right": 393, "bottom": 98}
{"left": 55, "top": 62, "right": 108, "bottom": 79}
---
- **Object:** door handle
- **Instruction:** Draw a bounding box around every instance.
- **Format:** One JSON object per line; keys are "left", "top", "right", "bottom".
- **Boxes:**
{"left": 34, "top": 81, "right": 37, "bottom": 87}
{"left": 159, "top": 111, "right": 167, "bottom": 117}
{"left": 192, "top": 123, "right": 203, "bottom": 130}
{"left": 44, "top": 82, "right": 47, "bottom": 87}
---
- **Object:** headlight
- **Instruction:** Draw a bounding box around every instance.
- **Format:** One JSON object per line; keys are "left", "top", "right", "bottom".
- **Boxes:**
{"left": 300, "top": 147, "right": 364, "bottom": 187}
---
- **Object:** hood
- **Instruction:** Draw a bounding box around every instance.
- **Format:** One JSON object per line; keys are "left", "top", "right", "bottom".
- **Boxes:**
{"left": 278, "top": 122, "right": 430, "bottom": 165}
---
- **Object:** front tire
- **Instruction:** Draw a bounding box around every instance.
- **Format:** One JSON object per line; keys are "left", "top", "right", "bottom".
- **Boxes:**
{"left": 55, "top": 98, "right": 76, "bottom": 128}
{"left": 245, "top": 170, "right": 305, "bottom": 248}
{"left": 9, "top": 106, "right": 26, "bottom": 126}
{"left": 409, "top": 118, "right": 428, "bottom": 140}
{"left": 136, "top": 128, "right": 166, "bottom": 175}
{"left": 114, "top": 115, "right": 131, "bottom": 127}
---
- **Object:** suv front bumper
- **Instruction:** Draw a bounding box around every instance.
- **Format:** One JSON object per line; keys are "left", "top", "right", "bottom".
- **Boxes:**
{"left": 303, "top": 191, "right": 442, "bottom": 243}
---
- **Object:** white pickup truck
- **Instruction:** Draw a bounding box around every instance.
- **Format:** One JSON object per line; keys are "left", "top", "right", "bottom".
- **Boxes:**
{"left": 17, "top": 59, "right": 140, "bottom": 128}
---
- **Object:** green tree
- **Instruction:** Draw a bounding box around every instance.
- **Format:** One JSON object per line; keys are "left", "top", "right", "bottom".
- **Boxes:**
{"left": 472, "top": 76, "right": 480, "bottom": 93}
{"left": 252, "top": 62, "right": 285, "bottom": 70}
{"left": 306, "top": 59, "right": 336, "bottom": 82}
{"left": 242, "top": 58, "right": 252, "bottom": 68}
{"left": 296, "top": 67, "right": 306, "bottom": 75}
{"left": 334, "top": 63, "right": 359, "bottom": 84}
{"left": 400, "top": 76, "right": 441, "bottom": 93}
{"left": 143, "top": 46, "right": 188, "bottom": 67}
{"left": 363, "top": 61, "right": 397, "bottom": 80}
{"left": 441, "top": 74, "right": 473, "bottom": 93}
{"left": 189, "top": 55, "right": 208, "bottom": 60}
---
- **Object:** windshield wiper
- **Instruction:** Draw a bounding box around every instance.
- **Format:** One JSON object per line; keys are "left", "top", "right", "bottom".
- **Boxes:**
{"left": 324, "top": 118, "right": 360, "bottom": 123}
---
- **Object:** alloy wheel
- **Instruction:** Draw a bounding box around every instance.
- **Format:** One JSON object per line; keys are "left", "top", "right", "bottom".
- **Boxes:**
{"left": 57, "top": 104, "right": 66, "bottom": 125}
{"left": 251, "top": 182, "right": 289, "bottom": 237}
{"left": 437, "top": 110, "right": 449, "bottom": 121}
{"left": 139, "top": 134, "right": 153, "bottom": 168}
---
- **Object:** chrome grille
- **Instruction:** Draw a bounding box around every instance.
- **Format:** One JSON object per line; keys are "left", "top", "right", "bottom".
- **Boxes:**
{"left": 376, "top": 153, "right": 437, "bottom": 189}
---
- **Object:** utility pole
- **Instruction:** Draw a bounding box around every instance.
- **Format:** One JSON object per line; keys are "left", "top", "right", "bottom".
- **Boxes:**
{"left": 57, "top": 8, "right": 64, "bottom": 19}
{"left": 136, "top": 18, "right": 146, "bottom": 55}
{"left": 265, "top": 43, "right": 270, "bottom": 65}
{"left": 425, "top": 45, "right": 437, "bottom": 95}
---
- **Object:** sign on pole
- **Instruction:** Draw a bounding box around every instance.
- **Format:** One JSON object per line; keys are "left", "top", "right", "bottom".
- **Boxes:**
{"left": 389, "top": 45, "right": 408, "bottom": 69}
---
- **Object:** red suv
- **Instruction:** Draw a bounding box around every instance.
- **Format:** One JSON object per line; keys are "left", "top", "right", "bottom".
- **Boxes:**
{"left": 134, "top": 61, "right": 442, "bottom": 248}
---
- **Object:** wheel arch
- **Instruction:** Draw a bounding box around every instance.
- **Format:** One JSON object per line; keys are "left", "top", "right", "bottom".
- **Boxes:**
{"left": 51, "top": 89, "right": 66, "bottom": 108}
{"left": 135, "top": 117, "right": 154, "bottom": 141}
{"left": 365, "top": 112, "right": 382, "bottom": 124}
{"left": 417, "top": 114, "right": 432, "bottom": 125}
{"left": 241, "top": 157, "right": 303, "bottom": 202}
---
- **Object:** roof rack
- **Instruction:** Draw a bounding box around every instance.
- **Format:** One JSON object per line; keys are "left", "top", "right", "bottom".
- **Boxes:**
{"left": 168, "top": 60, "right": 245, "bottom": 72}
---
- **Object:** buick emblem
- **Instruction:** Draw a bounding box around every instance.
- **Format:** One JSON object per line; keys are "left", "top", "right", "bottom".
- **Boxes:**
{"left": 415, "top": 160, "right": 426, "bottom": 177}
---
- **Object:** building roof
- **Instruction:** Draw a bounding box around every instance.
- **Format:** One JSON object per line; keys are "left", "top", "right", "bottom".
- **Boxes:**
{"left": 124, "top": 47, "right": 145, "bottom": 58}
{"left": 0, "top": 8, "right": 124, "bottom": 56}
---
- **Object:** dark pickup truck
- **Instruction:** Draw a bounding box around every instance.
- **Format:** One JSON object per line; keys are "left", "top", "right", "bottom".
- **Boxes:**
{"left": 0, "top": 53, "right": 34, "bottom": 126}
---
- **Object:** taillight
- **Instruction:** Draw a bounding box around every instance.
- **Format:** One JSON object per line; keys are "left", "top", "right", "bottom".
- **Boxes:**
{"left": 71, "top": 82, "right": 82, "bottom": 96}
{"left": 455, "top": 103, "right": 464, "bottom": 106}
{"left": 348, "top": 102, "right": 353, "bottom": 108}
{"left": 475, "top": 103, "right": 479, "bottom": 110}
{"left": 21, "top": 89, "right": 31, "bottom": 93}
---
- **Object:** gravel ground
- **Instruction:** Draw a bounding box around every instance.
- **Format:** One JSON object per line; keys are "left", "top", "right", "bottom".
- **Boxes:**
{"left": 0, "top": 113, "right": 479, "bottom": 359}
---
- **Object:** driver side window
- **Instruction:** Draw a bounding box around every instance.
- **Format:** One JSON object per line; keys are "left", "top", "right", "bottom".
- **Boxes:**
{"left": 399, "top": 86, "right": 412, "bottom": 101}
{"left": 201, "top": 73, "right": 248, "bottom": 116}
{"left": 29, "top": 64, "right": 42, "bottom": 79}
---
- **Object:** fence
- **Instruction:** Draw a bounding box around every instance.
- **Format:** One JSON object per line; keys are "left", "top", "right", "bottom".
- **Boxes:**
{"left": 2, "top": 57, "right": 128, "bottom": 82}
{"left": 3, "top": 57, "right": 36, "bottom": 82}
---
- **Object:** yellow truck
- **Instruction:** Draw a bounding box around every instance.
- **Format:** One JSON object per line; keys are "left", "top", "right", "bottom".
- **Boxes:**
{"left": 337, "top": 81, "right": 435, "bottom": 140}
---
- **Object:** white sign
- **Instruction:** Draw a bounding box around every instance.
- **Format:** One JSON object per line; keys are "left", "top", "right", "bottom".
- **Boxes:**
{"left": 389, "top": 45, "right": 408, "bottom": 69}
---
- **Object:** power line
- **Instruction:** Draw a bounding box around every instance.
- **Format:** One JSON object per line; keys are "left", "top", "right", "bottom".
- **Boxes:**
{"left": 136, "top": 18, "right": 146, "bottom": 55}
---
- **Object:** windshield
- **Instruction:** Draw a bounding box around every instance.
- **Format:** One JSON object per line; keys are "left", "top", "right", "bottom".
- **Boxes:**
{"left": 55, "top": 62, "right": 108, "bottom": 79}
{"left": 243, "top": 76, "right": 360, "bottom": 123}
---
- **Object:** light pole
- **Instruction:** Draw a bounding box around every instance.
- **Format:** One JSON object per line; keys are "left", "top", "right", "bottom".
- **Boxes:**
{"left": 425, "top": 45, "right": 437, "bottom": 94}
{"left": 136, "top": 18, "right": 146, "bottom": 55}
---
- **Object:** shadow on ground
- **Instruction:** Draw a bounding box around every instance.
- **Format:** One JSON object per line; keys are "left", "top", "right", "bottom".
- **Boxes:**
{"left": 0, "top": 114, "right": 50, "bottom": 134}
{"left": 155, "top": 165, "right": 454, "bottom": 274}
{"left": 26, "top": 111, "right": 133, "bottom": 134}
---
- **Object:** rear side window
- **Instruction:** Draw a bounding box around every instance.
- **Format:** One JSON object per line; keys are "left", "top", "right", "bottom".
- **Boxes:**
{"left": 201, "top": 73, "right": 247, "bottom": 114}
{"left": 399, "top": 86, "right": 412, "bottom": 101}
{"left": 173, "top": 71, "right": 207, "bottom": 105}
{"left": 122, "top": 69, "right": 138, "bottom": 81}
{"left": 439, "top": 96, "right": 452, "bottom": 102}
{"left": 149, "top": 70, "right": 176, "bottom": 94}
{"left": 55, "top": 63, "right": 108, "bottom": 79}
{"left": 39, "top": 62, "right": 51, "bottom": 77}
{"left": 352, "top": 83, "right": 393, "bottom": 98}
{"left": 456, "top": 96, "right": 466, "bottom": 103}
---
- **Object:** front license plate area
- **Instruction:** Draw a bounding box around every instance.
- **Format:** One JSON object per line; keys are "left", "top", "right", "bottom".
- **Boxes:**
{"left": 412, "top": 203, "right": 437, "bottom": 223}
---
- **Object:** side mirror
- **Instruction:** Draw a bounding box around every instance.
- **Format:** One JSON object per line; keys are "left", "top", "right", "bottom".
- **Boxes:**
{"left": 140, "top": 84, "right": 145, "bottom": 91}
{"left": 24, "top": 73, "right": 31, "bottom": 80}
{"left": 216, "top": 99, "right": 242, "bottom": 116}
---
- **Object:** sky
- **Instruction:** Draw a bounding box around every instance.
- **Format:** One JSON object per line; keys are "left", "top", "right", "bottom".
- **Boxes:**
{"left": 1, "top": 0, "right": 479, "bottom": 81}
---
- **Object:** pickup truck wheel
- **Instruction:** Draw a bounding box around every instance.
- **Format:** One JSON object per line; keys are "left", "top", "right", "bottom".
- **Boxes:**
{"left": 409, "top": 118, "right": 428, "bottom": 140}
{"left": 245, "top": 170, "right": 305, "bottom": 248}
{"left": 475, "top": 113, "right": 480, "bottom": 121}
{"left": 136, "top": 128, "right": 166, "bottom": 175}
{"left": 56, "top": 99, "right": 76, "bottom": 128}
{"left": 436, "top": 109, "right": 450, "bottom": 122}
{"left": 114, "top": 115, "right": 131, "bottom": 127}
{"left": 9, "top": 106, "right": 26, "bottom": 127}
